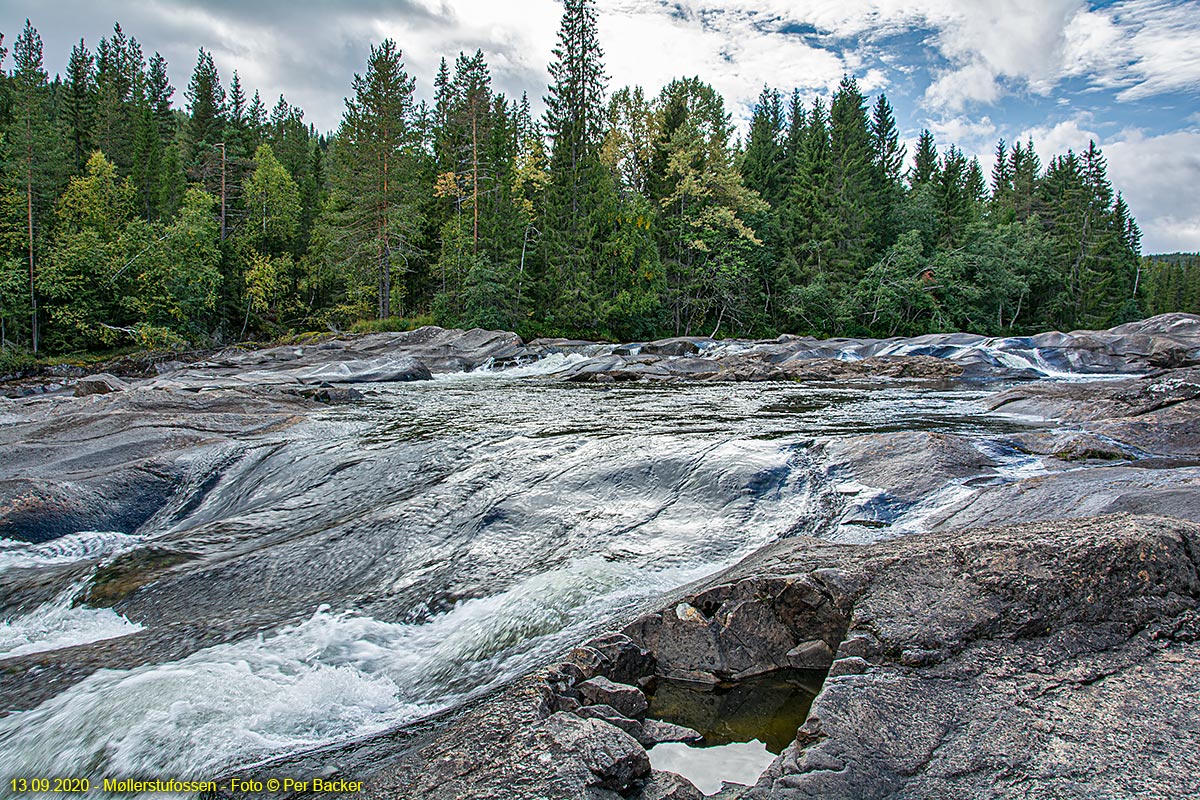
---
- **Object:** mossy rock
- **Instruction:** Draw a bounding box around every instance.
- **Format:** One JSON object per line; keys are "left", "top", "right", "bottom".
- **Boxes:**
{"left": 81, "top": 547, "right": 196, "bottom": 608}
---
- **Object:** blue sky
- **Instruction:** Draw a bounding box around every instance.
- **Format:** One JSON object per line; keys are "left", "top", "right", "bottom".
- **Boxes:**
{"left": 4, "top": 0, "right": 1198, "bottom": 252}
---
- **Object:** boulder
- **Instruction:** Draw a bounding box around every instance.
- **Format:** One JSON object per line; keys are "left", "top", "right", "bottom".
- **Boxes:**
{"left": 542, "top": 712, "right": 651, "bottom": 792}
{"left": 576, "top": 703, "right": 642, "bottom": 738}
{"left": 634, "top": 771, "right": 705, "bottom": 800}
{"left": 295, "top": 356, "right": 431, "bottom": 384}
{"left": 73, "top": 373, "right": 127, "bottom": 396}
{"left": 577, "top": 676, "right": 649, "bottom": 719}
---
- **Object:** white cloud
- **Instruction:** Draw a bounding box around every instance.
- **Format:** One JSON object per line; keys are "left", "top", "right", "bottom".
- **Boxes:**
{"left": 1106, "top": 130, "right": 1200, "bottom": 253}
{"left": 1011, "top": 119, "right": 1200, "bottom": 253}
{"left": 598, "top": 0, "right": 852, "bottom": 123}
{"left": 929, "top": 114, "right": 997, "bottom": 146}
{"left": 1017, "top": 117, "right": 1102, "bottom": 163}
{"left": 1066, "top": 0, "right": 1200, "bottom": 101}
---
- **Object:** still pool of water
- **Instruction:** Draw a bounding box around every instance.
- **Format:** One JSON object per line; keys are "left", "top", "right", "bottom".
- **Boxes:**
{"left": 646, "top": 669, "right": 827, "bottom": 793}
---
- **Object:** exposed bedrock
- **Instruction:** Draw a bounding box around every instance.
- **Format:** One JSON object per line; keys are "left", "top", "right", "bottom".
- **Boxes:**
{"left": 0, "top": 388, "right": 310, "bottom": 546}
{"left": 7, "top": 313, "right": 1199, "bottom": 399}
{"left": 799, "top": 367, "right": 1200, "bottom": 539}
{"left": 336, "top": 514, "right": 1199, "bottom": 800}
{"left": 552, "top": 312, "right": 1200, "bottom": 383}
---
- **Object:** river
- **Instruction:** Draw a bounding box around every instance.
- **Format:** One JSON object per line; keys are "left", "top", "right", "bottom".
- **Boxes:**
{"left": 0, "top": 362, "right": 1068, "bottom": 787}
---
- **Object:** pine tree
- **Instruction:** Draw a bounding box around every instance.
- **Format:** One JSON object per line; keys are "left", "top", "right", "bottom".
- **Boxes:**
{"left": 325, "top": 39, "right": 422, "bottom": 320}
{"left": 3, "top": 20, "right": 68, "bottom": 352}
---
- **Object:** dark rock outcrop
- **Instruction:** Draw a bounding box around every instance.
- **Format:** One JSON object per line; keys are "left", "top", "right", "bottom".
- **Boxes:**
{"left": 343, "top": 514, "right": 1198, "bottom": 800}
{"left": 0, "top": 388, "right": 310, "bottom": 546}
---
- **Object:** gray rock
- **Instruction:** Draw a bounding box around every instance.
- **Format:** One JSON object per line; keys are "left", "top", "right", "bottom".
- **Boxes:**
{"left": 634, "top": 771, "right": 704, "bottom": 800}
{"left": 641, "top": 337, "right": 713, "bottom": 356}
{"left": 785, "top": 640, "right": 835, "bottom": 669}
{"left": 73, "top": 372, "right": 127, "bottom": 396}
{"left": 294, "top": 355, "right": 431, "bottom": 385}
{"left": 639, "top": 720, "right": 705, "bottom": 747}
{"left": 576, "top": 703, "right": 642, "bottom": 738}
{"left": 542, "top": 712, "right": 651, "bottom": 792}
{"left": 578, "top": 676, "right": 649, "bottom": 719}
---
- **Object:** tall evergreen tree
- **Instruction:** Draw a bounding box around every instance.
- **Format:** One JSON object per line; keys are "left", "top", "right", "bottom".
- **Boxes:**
{"left": 93, "top": 23, "right": 144, "bottom": 174}
{"left": 3, "top": 21, "right": 68, "bottom": 352}
{"left": 324, "top": 39, "right": 422, "bottom": 320}
{"left": 742, "top": 86, "right": 784, "bottom": 204}
{"left": 185, "top": 48, "right": 227, "bottom": 178}
{"left": 537, "top": 0, "right": 613, "bottom": 333}
{"left": 910, "top": 129, "right": 938, "bottom": 187}
{"left": 63, "top": 39, "right": 95, "bottom": 172}
{"left": 824, "top": 76, "right": 877, "bottom": 316}
{"left": 868, "top": 92, "right": 904, "bottom": 250}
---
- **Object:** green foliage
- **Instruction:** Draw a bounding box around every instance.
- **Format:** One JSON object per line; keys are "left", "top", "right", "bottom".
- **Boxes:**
{"left": 242, "top": 143, "right": 301, "bottom": 254}
{"left": 39, "top": 151, "right": 136, "bottom": 350}
{"left": 1141, "top": 253, "right": 1200, "bottom": 316}
{"left": 1, "top": 13, "right": 1159, "bottom": 355}
{"left": 322, "top": 39, "right": 423, "bottom": 321}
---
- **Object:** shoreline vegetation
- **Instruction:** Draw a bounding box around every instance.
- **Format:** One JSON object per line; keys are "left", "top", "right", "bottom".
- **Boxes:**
{"left": 1, "top": 1, "right": 1195, "bottom": 364}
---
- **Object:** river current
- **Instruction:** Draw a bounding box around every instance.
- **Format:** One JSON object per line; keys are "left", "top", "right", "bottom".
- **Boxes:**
{"left": 0, "top": 361, "right": 1061, "bottom": 786}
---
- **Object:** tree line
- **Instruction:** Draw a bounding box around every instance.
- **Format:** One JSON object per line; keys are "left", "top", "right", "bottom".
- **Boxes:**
{"left": 0, "top": 2, "right": 1185, "bottom": 356}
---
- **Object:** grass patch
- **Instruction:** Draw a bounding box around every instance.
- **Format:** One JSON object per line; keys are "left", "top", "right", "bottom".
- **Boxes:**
{"left": 349, "top": 314, "right": 436, "bottom": 334}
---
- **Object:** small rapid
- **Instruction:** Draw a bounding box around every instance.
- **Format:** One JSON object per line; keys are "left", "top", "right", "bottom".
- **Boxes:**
{"left": 0, "top": 367, "right": 1057, "bottom": 785}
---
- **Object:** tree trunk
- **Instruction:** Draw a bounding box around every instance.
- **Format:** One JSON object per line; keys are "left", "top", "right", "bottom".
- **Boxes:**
{"left": 26, "top": 136, "right": 37, "bottom": 355}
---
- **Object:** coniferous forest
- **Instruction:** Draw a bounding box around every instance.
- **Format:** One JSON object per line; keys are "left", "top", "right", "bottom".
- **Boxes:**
{"left": 0, "top": 1, "right": 1193, "bottom": 358}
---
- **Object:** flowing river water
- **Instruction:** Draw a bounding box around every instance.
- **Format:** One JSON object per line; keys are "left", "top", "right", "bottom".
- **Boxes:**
{"left": 0, "top": 361, "right": 1079, "bottom": 788}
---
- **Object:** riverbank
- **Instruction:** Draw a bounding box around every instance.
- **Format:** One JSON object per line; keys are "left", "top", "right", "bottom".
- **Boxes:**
{"left": 1, "top": 314, "right": 1198, "bottom": 798}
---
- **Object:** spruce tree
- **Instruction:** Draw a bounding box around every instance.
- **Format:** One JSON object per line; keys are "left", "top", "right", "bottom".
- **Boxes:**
{"left": 742, "top": 86, "right": 784, "bottom": 203}
{"left": 868, "top": 92, "right": 904, "bottom": 251}
{"left": 185, "top": 48, "right": 227, "bottom": 169}
{"left": 93, "top": 24, "right": 144, "bottom": 174}
{"left": 63, "top": 39, "right": 95, "bottom": 172}
{"left": 826, "top": 75, "right": 877, "bottom": 320}
{"left": 910, "top": 129, "right": 938, "bottom": 187}
{"left": 537, "top": 0, "right": 612, "bottom": 334}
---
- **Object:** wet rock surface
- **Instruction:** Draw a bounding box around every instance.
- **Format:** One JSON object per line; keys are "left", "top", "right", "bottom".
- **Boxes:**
{"left": 0, "top": 388, "right": 310, "bottom": 546}
{"left": 2, "top": 314, "right": 1200, "bottom": 793}
{"left": 320, "top": 514, "right": 1199, "bottom": 800}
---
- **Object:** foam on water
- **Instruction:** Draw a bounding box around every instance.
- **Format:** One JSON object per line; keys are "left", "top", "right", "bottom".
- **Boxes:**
{"left": 431, "top": 352, "right": 593, "bottom": 383}
{"left": 0, "top": 582, "right": 144, "bottom": 660}
{"left": 0, "top": 553, "right": 718, "bottom": 781}
{"left": 0, "top": 530, "right": 143, "bottom": 572}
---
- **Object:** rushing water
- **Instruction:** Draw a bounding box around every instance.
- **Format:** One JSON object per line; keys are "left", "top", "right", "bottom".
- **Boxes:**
{"left": 0, "top": 365, "right": 1056, "bottom": 787}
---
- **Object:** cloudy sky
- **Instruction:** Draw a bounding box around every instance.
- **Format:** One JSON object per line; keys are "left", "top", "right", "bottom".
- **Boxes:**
{"left": 3, "top": 0, "right": 1198, "bottom": 253}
